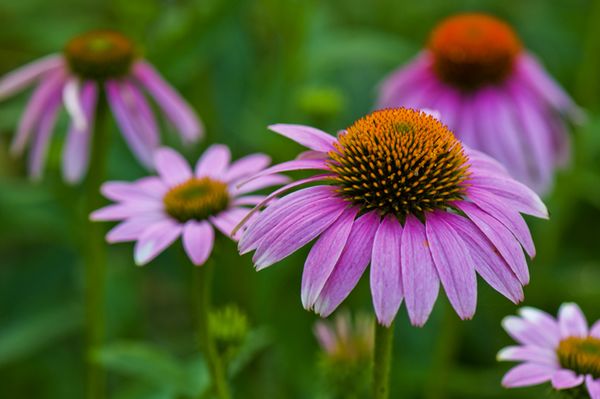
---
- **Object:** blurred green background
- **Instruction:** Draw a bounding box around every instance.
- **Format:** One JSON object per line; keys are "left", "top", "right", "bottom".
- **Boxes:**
{"left": 1, "top": 0, "right": 600, "bottom": 398}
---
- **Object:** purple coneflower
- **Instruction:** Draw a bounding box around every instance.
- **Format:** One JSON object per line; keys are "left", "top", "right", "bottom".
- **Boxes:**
{"left": 91, "top": 145, "right": 287, "bottom": 266}
{"left": 377, "top": 13, "right": 582, "bottom": 194}
{"left": 0, "top": 30, "right": 202, "bottom": 182}
{"left": 238, "top": 108, "right": 547, "bottom": 327}
{"left": 499, "top": 303, "right": 600, "bottom": 398}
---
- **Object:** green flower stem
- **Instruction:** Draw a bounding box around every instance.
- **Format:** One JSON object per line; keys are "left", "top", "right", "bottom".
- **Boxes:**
{"left": 192, "top": 259, "right": 231, "bottom": 399}
{"left": 373, "top": 321, "right": 395, "bottom": 399}
{"left": 83, "top": 92, "right": 110, "bottom": 399}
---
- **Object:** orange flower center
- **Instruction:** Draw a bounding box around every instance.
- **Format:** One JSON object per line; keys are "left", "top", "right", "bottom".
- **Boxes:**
{"left": 328, "top": 108, "right": 469, "bottom": 218}
{"left": 557, "top": 337, "right": 600, "bottom": 379}
{"left": 64, "top": 30, "right": 136, "bottom": 80}
{"left": 163, "top": 177, "right": 230, "bottom": 222}
{"left": 428, "top": 13, "right": 522, "bottom": 90}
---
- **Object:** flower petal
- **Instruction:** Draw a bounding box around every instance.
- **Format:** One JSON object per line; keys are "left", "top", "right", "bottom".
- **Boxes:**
{"left": 591, "top": 320, "right": 600, "bottom": 339}
{"left": 134, "top": 219, "right": 183, "bottom": 266}
{"left": 195, "top": 144, "right": 231, "bottom": 178}
{"left": 301, "top": 207, "right": 358, "bottom": 309}
{"left": 223, "top": 153, "right": 270, "bottom": 183}
{"left": 426, "top": 212, "right": 477, "bottom": 320}
{"left": 238, "top": 158, "right": 329, "bottom": 187}
{"left": 497, "top": 345, "right": 558, "bottom": 366}
{"left": 558, "top": 303, "right": 588, "bottom": 338}
{"left": 106, "top": 214, "right": 167, "bottom": 243}
{"left": 502, "top": 315, "right": 559, "bottom": 348}
{"left": 586, "top": 376, "right": 600, "bottom": 399}
{"left": 63, "top": 78, "right": 88, "bottom": 131}
{"left": 0, "top": 54, "right": 63, "bottom": 100}
{"left": 90, "top": 202, "right": 163, "bottom": 221}
{"left": 182, "top": 220, "right": 214, "bottom": 266}
{"left": 370, "top": 216, "right": 403, "bottom": 327}
{"left": 154, "top": 147, "right": 192, "bottom": 186}
{"left": 28, "top": 93, "right": 61, "bottom": 180}
{"left": 501, "top": 363, "right": 555, "bottom": 388}
{"left": 551, "top": 370, "right": 584, "bottom": 390}
{"left": 401, "top": 215, "right": 440, "bottom": 327}
{"left": 268, "top": 124, "right": 336, "bottom": 152}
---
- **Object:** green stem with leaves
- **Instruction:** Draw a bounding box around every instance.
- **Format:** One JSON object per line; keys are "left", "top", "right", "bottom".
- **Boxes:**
{"left": 373, "top": 321, "right": 394, "bottom": 399}
{"left": 83, "top": 92, "right": 110, "bottom": 399}
{"left": 192, "top": 259, "right": 231, "bottom": 399}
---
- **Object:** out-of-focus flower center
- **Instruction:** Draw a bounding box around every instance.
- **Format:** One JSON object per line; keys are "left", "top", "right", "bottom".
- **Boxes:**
{"left": 328, "top": 108, "right": 469, "bottom": 218}
{"left": 64, "top": 30, "right": 136, "bottom": 80}
{"left": 163, "top": 177, "right": 230, "bottom": 222}
{"left": 428, "top": 13, "right": 522, "bottom": 90}
{"left": 557, "top": 337, "right": 600, "bottom": 378}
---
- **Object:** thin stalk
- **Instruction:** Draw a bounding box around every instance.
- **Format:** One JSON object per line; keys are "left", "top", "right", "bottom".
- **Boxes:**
{"left": 83, "top": 91, "right": 110, "bottom": 399}
{"left": 192, "top": 259, "right": 231, "bottom": 399}
{"left": 373, "top": 321, "right": 395, "bottom": 399}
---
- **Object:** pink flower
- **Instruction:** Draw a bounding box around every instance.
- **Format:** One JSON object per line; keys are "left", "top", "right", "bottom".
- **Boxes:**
{"left": 377, "top": 13, "right": 583, "bottom": 194}
{"left": 314, "top": 311, "right": 374, "bottom": 363}
{"left": 0, "top": 30, "right": 203, "bottom": 183}
{"left": 499, "top": 303, "right": 600, "bottom": 398}
{"left": 238, "top": 108, "right": 548, "bottom": 327}
{"left": 91, "top": 145, "right": 288, "bottom": 266}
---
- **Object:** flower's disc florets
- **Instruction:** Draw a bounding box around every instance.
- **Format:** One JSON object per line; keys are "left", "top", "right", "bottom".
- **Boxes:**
{"left": 65, "top": 30, "right": 136, "bottom": 80}
{"left": 557, "top": 337, "right": 600, "bottom": 379}
{"left": 163, "top": 177, "right": 230, "bottom": 222}
{"left": 328, "top": 108, "right": 469, "bottom": 218}
{"left": 428, "top": 13, "right": 522, "bottom": 90}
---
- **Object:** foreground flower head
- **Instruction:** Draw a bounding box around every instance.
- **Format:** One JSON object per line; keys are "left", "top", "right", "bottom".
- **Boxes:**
{"left": 238, "top": 108, "right": 548, "bottom": 326}
{"left": 0, "top": 30, "right": 203, "bottom": 183}
{"left": 91, "top": 145, "right": 287, "bottom": 266}
{"left": 499, "top": 303, "right": 600, "bottom": 398}
{"left": 377, "top": 13, "right": 583, "bottom": 194}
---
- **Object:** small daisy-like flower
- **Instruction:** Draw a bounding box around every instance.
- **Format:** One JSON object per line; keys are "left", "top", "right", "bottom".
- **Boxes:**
{"left": 377, "top": 13, "right": 583, "bottom": 194}
{"left": 0, "top": 30, "right": 202, "bottom": 182}
{"left": 238, "top": 108, "right": 547, "bottom": 327}
{"left": 499, "top": 303, "right": 600, "bottom": 398}
{"left": 91, "top": 145, "right": 287, "bottom": 266}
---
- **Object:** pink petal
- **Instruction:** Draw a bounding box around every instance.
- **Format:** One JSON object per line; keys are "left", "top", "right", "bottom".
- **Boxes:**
{"left": 134, "top": 219, "right": 183, "bottom": 265}
{"left": 106, "top": 214, "right": 167, "bottom": 243}
{"left": 231, "top": 174, "right": 289, "bottom": 195}
{"left": 497, "top": 345, "right": 558, "bottom": 366}
{"left": 0, "top": 54, "right": 63, "bottom": 100}
{"left": 210, "top": 207, "right": 250, "bottom": 240}
{"left": 195, "top": 144, "right": 231, "bottom": 179}
{"left": 101, "top": 181, "right": 160, "bottom": 202}
{"left": 238, "top": 158, "right": 329, "bottom": 187}
{"left": 132, "top": 61, "right": 203, "bottom": 142}
{"left": 28, "top": 93, "right": 61, "bottom": 180}
{"left": 465, "top": 147, "right": 510, "bottom": 176}
{"left": 502, "top": 363, "right": 555, "bottom": 387}
{"left": 232, "top": 195, "right": 266, "bottom": 206}
{"left": 63, "top": 78, "right": 88, "bottom": 131}
{"left": 401, "top": 215, "right": 440, "bottom": 327}
{"left": 313, "top": 211, "right": 380, "bottom": 317}
{"left": 268, "top": 124, "right": 336, "bottom": 152}
{"left": 518, "top": 307, "right": 561, "bottom": 344}
{"left": 223, "top": 153, "right": 270, "bottom": 183}
{"left": 182, "top": 220, "right": 214, "bottom": 266}
{"left": 370, "top": 215, "right": 403, "bottom": 327}
{"left": 377, "top": 52, "right": 431, "bottom": 108}
{"left": 301, "top": 207, "right": 358, "bottom": 309}
{"left": 154, "top": 147, "right": 192, "bottom": 186}
{"left": 90, "top": 201, "right": 163, "bottom": 221}
{"left": 586, "top": 376, "right": 600, "bottom": 399}
{"left": 426, "top": 212, "right": 477, "bottom": 320}
{"left": 558, "top": 303, "right": 588, "bottom": 338}
{"left": 502, "top": 316, "right": 559, "bottom": 348}
{"left": 591, "top": 320, "right": 600, "bottom": 339}
{"left": 551, "top": 370, "right": 584, "bottom": 390}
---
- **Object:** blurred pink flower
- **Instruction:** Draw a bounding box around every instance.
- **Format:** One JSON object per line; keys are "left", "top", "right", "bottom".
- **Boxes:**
{"left": 0, "top": 30, "right": 203, "bottom": 183}
{"left": 314, "top": 311, "right": 373, "bottom": 363}
{"left": 377, "top": 13, "right": 583, "bottom": 195}
{"left": 91, "top": 145, "right": 288, "bottom": 266}
{"left": 238, "top": 108, "right": 547, "bottom": 327}
{"left": 499, "top": 303, "right": 600, "bottom": 398}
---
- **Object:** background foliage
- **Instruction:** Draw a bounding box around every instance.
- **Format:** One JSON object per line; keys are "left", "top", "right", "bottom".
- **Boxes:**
{"left": 1, "top": 0, "right": 600, "bottom": 397}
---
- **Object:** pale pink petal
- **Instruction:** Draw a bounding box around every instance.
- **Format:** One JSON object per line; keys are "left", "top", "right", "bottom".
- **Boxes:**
{"left": 558, "top": 303, "right": 588, "bottom": 338}
{"left": 63, "top": 78, "right": 88, "bottom": 131}
{"left": 238, "top": 159, "right": 329, "bottom": 187}
{"left": 591, "top": 320, "right": 600, "bottom": 339}
{"left": 370, "top": 216, "right": 403, "bottom": 327}
{"left": 101, "top": 181, "right": 162, "bottom": 203}
{"left": 377, "top": 52, "right": 432, "bottom": 107}
{"left": 518, "top": 307, "right": 560, "bottom": 344}
{"left": 464, "top": 146, "right": 510, "bottom": 177}
{"left": 426, "top": 212, "right": 477, "bottom": 320}
{"left": 223, "top": 153, "right": 270, "bottom": 183}
{"left": 497, "top": 346, "right": 558, "bottom": 366}
{"left": 268, "top": 124, "right": 336, "bottom": 152}
{"left": 401, "top": 215, "right": 440, "bottom": 327}
{"left": 231, "top": 175, "right": 289, "bottom": 195}
{"left": 586, "top": 376, "right": 600, "bottom": 399}
{"left": 28, "top": 94, "right": 61, "bottom": 180}
{"left": 502, "top": 363, "right": 555, "bottom": 387}
{"left": 232, "top": 196, "right": 266, "bottom": 206}
{"left": 502, "top": 315, "right": 559, "bottom": 348}
{"left": 301, "top": 207, "right": 358, "bottom": 309}
{"left": 121, "top": 80, "right": 160, "bottom": 150}
{"left": 195, "top": 144, "right": 231, "bottom": 178}
{"left": 551, "top": 370, "right": 585, "bottom": 390}
{"left": 313, "top": 211, "right": 379, "bottom": 317}
{"left": 183, "top": 220, "right": 214, "bottom": 266}
{"left": 134, "top": 219, "right": 183, "bottom": 265}
{"left": 135, "top": 176, "right": 169, "bottom": 198}
{"left": 210, "top": 207, "right": 250, "bottom": 240}
{"left": 314, "top": 322, "right": 336, "bottom": 353}
{"left": 153, "top": 147, "right": 192, "bottom": 186}
{"left": 0, "top": 54, "right": 63, "bottom": 100}
{"left": 90, "top": 201, "right": 163, "bottom": 221}
{"left": 106, "top": 213, "right": 167, "bottom": 243}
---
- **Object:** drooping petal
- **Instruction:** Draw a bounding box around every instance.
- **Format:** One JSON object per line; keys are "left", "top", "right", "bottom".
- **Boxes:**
{"left": 426, "top": 212, "right": 477, "bottom": 320}
{"left": 182, "top": 220, "right": 214, "bottom": 266}
{"left": 106, "top": 213, "right": 168, "bottom": 243}
{"left": 223, "top": 153, "right": 270, "bottom": 183}
{"left": 121, "top": 80, "right": 160, "bottom": 151}
{"left": 401, "top": 215, "right": 440, "bottom": 327}
{"left": 62, "top": 81, "right": 97, "bottom": 184}
{"left": 134, "top": 219, "right": 183, "bottom": 266}
{"left": 551, "top": 370, "right": 585, "bottom": 390}
{"left": 132, "top": 61, "right": 203, "bottom": 142}
{"left": 558, "top": 303, "right": 588, "bottom": 338}
{"left": 497, "top": 346, "right": 558, "bottom": 366}
{"left": 313, "top": 212, "right": 379, "bottom": 317}
{"left": 0, "top": 54, "right": 63, "bottom": 100}
{"left": 28, "top": 94, "right": 61, "bottom": 180}
{"left": 63, "top": 78, "right": 88, "bottom": 131}
{"left": 586, "top": 376, "right": 600, "bottom": 399}
{"left": 195, "top": 144, "right": 231, "bottom": 178}
{"left": 501, "top": 363, "right": 555, "bottom": 388}
{"left": 301, "top": 207, "right": 358, "bottom": 309}
{"left": 370, "top": 216, "right": 403, "bottom": 327}
{"left": 268, "top": 124, "right": 336, "bottom": 152}
{"left": 153, "top": 147, "right": 192, "bottom": 186}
